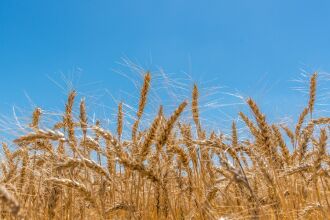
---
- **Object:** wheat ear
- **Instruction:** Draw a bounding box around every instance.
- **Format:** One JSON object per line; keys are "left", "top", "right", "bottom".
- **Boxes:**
{"left": 308, "top": 72, "right": 317, "bottom": 117}
{"left": 117, "top": 102, "right": 123, "bottom": 140}
{"left": 132, "top": 72, "right": 151, "bottom": 141}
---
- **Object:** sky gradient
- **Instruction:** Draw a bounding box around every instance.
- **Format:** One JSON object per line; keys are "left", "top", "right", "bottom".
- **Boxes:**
{"left": 1, "top": 1, "right": 330, "bottom": 126}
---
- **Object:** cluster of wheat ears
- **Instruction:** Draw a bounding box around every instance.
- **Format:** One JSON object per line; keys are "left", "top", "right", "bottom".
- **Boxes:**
{"left": 0, "top": 72, "right": 329, "bottom": 219}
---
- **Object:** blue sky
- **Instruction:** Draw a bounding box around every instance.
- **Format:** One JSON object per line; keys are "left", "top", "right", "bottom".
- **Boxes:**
{"left": 1, "top": 1, "right": 330, "bottom": 127}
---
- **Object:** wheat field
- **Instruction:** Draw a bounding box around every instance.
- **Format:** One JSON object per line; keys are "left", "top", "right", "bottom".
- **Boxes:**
{"left": 0, "top": 72, "right": 329, "bottom": 219}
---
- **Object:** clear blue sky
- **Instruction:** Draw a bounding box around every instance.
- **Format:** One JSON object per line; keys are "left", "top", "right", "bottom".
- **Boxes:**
{"left": 1, "top": 1, "right": 330, "bottom": 125}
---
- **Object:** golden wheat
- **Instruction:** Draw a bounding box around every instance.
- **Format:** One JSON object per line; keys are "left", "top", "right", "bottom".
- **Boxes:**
{"left": 0, "top": 72, "right": 329, "bottom": 219}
